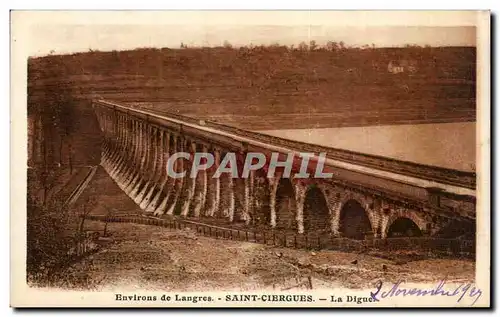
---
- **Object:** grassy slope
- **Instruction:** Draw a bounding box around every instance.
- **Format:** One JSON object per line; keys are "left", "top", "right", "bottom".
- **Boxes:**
{"left": 28, "top": 46, "right": 476, "bottom": 129}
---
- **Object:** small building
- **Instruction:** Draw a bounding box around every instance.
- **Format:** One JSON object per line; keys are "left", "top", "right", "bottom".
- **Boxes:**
{"left": 387, "top": 60, "right": 418, "bottom": 74}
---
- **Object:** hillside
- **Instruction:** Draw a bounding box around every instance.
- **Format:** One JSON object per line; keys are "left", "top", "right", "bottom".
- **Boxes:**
{"left": 28, "top": 45, "right": 476, "bottom": 130}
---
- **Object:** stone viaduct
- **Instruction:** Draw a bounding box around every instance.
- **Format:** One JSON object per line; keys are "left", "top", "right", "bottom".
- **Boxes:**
{"left": 93, "top": 99, "right": 476, "bottom": 240}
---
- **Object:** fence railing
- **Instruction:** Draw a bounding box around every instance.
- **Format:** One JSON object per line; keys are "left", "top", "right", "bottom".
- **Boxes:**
{"left": 84, "top": 214, "right": 475, "bottom": 258}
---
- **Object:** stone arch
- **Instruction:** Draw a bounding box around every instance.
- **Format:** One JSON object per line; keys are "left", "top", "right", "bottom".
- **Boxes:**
{"left": 303, "top": 183, "right": 330, "bottom": 232}
{"left": 339, "top": 191, "right": 377, "bottom": 229}
{"left": 386, "top": 218, "right": 422, "bottom": 238}
{"left": 274, "top": 177, "right": 297, "bottom": 230}
{"left": 339, "top": 198, "right": 374, "bottom": 240}
{"left": 384, "top": 208, "right": 427, "bottom": 238}
{"left": 339, "top": 191, "right": 372, "bottom": 213}
{"left": 309, "top": 184, "right": 342, "bottom": 235}
{"left": 311, "top": 182, "right": 331, "bottom": 205}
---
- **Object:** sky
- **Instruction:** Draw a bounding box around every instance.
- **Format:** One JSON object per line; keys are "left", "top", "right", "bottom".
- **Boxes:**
{"left": 27, "top": 25, "right": 477, "bottom": 57}
{"left": 12, "top": 11, "right": 480, "bottom": 57}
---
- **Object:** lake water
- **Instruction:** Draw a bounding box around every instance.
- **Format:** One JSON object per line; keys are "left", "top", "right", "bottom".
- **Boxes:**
{"left": 259, "top": 122, "right": 476, "bottom": 172}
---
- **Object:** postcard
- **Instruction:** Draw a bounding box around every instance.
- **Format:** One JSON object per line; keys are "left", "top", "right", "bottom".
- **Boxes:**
{"left": 10, "top": 10, "right": 490, "bottom": 307}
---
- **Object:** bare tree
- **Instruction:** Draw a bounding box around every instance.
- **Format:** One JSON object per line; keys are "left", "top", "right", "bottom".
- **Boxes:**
{"left": 309, "top": 40, "right": 318, "bottom": 51}
{"left": 298, "top": 41, "right": 309, "bottom": 51}
{"left": 326, "top": 41, "right": 339, "bottom": 52}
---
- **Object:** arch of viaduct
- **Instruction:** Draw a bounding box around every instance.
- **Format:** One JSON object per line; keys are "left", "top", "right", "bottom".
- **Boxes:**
{"left": 93, "top": 100, "right": 476, "bottom": 240}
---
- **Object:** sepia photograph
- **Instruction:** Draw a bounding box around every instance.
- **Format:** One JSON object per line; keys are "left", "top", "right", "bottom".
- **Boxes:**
{"left": 10, "top": 10, "right": 490, "bottom": 307}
